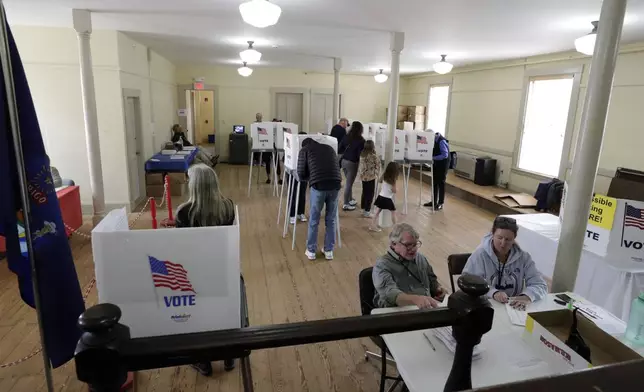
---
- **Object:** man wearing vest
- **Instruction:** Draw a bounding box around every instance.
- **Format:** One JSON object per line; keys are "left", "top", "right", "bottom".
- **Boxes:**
{"left": 423, "top": 132, "right": 450, "bottom": 210}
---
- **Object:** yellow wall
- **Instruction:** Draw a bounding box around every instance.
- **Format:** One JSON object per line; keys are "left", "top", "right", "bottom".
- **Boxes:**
{"left": 12, "top": 26, "right": 177, "bottom": 210}
{"left": 175, "top": 65, "right": 390, "bottom": 159}
{"left": 401, "top": 45, "right": 644, "bottom": 194}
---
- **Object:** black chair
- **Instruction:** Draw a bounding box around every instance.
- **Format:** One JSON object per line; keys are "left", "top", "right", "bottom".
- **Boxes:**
{"left": 447, "top": 253, "right": 472, "bottom": 294}
{"left": 359, "top": 267, "right": 405, "bottom": 392}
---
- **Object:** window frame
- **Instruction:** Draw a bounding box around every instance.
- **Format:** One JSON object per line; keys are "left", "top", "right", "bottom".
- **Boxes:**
{"left": 512, "top": 66, "right": 582, "bottom": 180}
{"left": 426, "top": 81, "right": 453, "bottom": 137}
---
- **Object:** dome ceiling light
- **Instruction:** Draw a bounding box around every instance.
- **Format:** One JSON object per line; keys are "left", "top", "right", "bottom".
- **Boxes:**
{"left": 433, "top": 54, "right": 453, "bottom": 75}
{"left": 238, "top": 62, "right": 253, "bottom": 77}
{"left": 239, "top": 0, "right": 282, "bottom": 28}
{"left": 374, "top": 69, "right": 388, "bottom": 83}
{"left": 240, "top": 41, "right": 262, "bottom": 64}
{"left": 575, "top": 21, "right": 599, "bottom": 56}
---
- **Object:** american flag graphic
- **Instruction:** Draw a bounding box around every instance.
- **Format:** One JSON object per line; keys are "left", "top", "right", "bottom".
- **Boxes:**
{"left": 148, "top": 256, "right": 196, "bottom": 293}
{"left": 417, "top": 135, "right": 428, "bottom": 144}
{"left": 625, "top": 204, "right": 644, "bottom": 230}
{"left": 258, "top": 128, "right": 268, "bottom": 135}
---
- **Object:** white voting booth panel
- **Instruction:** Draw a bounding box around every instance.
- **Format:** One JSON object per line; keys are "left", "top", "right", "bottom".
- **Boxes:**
{"left": 394, "top": 130, "right": 406, "bottom": 161}
{"left": 92, "top": 208, "right": 241, "bottom": 338}
{"left": 284, "top": 133, "right": 338, "bottom": 171}
{"left": 251, "top": 122, "right": 275, "bottom": 150}
{"left": 405, "top": 130, "right": 435, "bottom": 161}
{"left": 275, "top": 123, "right": 297, "bottom": 150}
{"left": 374, "top": 128, "right": 387, "bottom": 159}
{"left": 366, "top": 123, "right": 385, "bottom": 141}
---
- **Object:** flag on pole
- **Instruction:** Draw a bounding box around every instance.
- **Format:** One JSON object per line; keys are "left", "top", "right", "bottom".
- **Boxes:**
{"left": 0, "top": 22, "right": 85, "bottom": 368}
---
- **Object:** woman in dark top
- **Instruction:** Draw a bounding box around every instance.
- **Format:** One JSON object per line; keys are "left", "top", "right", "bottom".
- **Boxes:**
{"left": 174, "top": 163, "right": 235, "bottom": 376}
{"left": 338, "top": 121, "right": 365, "bottom": 211}
{"left": 171, "top": 124, "right": 218, "bottom": 167}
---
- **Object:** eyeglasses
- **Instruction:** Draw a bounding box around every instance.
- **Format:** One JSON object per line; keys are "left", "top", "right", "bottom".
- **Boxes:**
{"left": 398, "top": 240, "right": 422, "bottom": 250}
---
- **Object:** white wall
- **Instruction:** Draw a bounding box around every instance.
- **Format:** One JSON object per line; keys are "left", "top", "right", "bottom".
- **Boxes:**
{"left": 175, "top": 66, "right": 390, "bottom": 159}
{"left": 11, "top": 26, "right": 177, "bottom": 211}
{"left": 401, "top": 45, "right": 644, "bottom": 194}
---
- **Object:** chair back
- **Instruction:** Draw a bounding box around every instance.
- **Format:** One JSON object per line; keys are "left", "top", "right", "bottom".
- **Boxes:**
{"left": 358, "top": 267, "right": 376, "bottom": 316}
{"left": 447, "top": 253, "right": 472, "bottom": 293}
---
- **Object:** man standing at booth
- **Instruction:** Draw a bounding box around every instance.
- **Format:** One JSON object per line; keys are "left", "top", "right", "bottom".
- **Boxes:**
{"left": 330, "top": 118, "right": 349, "bottom": 146}
{"left": 424, "top": 132, "right": 450, "bottom": 210}
{"left": 297, "top": 138, "right": 342, "bottom": 261}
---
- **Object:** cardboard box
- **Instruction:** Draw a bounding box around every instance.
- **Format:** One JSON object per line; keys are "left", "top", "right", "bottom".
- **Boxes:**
{"left": 146, "top": 173, "right": 164, "bottom": 185}
{"left": 523, "top": 309, "right": 639, "bottom": 371}
{"left": 166, "top": 173, "right": 187, "bottom": 184}
{"left": 607, "top": 168, "right": 644, "bottom": 202}
{"left": 407, "top": 106, "right": 426, "bottom": 115}
{"left": 495, "top": 193, "right": 537, "bottom": 208}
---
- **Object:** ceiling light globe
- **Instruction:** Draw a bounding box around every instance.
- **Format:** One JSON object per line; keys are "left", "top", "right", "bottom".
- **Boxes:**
{"left": 374, "top": 73, "right": 388, "bottom": 83}
{"left": 238, "top": 65, "right": 253, "bottom": 77}
{"left": 433, "top": 61, "right": 453, "bottom": 75}
{"left": 240, "top": 48, "right": 262, "bottom": 64}
{"left": 575, "top": 33, "right": 596, "bottom": 56}
{"left": 239, "top": 0, "right": 282, "bottom": 28}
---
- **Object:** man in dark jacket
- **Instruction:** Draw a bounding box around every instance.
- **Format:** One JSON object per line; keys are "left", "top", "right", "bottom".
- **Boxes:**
{"left": 329, "top": 118, "right": 349, "bottom": 146}
{"left": 424, "top": 132, "right": 449, "bottom": 210}
{"left": 297, "top": 138, "right": 342, "bottom": 261}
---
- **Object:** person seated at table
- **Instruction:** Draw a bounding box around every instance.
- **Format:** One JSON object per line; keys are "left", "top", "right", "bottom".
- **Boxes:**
{"left": 462, "top": 216, "right": 548, "bottom": 310}
{"left": 373, "top": 223, "right": 447, "bottom": 309}
{"left": 171, "top": 124, "right": 218, "bottom": 167}
{"left": 174, "top": 163, "right": 235, "bottom": 376}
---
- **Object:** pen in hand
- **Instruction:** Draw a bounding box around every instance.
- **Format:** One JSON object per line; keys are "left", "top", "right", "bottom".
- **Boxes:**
{"left": 424, "top": 334, "right": 437, "bottom": 351}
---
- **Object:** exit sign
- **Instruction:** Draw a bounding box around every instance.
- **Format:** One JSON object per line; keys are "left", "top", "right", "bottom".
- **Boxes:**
{"left": 193, "top": 82, "right": 204, "bottom": 90}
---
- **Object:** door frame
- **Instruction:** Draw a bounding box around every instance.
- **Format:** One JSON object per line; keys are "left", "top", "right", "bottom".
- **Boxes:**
{"left": 270, "top": 87, "right": 311, "bottom": 132}
{"left": 309, "top": 88, "right": 345, "bottom": 132}
{"left": 273, "top": 90, "right": 306, "bottom": 129}
{"left": 177, "top": 84, "right": 219, "bottom": 152}
{"left": 122, "top": 88, "right": 146, "bottom": 209}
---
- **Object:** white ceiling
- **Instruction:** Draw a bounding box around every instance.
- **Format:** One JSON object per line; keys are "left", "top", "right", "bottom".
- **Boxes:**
{"left": 5, "top": 0, "right": 644, "bottom": 75}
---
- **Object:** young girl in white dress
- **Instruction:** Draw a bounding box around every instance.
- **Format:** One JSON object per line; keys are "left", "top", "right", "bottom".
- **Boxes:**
{"left": 370, "top": 162, "right": 399, "bottom": 232}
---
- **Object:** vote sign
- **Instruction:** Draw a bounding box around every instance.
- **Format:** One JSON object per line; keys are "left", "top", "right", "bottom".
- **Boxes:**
{"left": 251, "top": 122, "right": 275, "bottom": 151}
{"left": 404, "top": 130, "right": 435, "bottom": 161}
{"left": 93, "top": 208, "right": 241, "bottom": 338}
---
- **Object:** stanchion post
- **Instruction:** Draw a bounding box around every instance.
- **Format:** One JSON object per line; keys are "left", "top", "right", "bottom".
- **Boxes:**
{"left": 247, "top": 150, "right": 253, "bottom": 197}
{"left": 165, "top": 175, "right": 173, "bottom": 221}
{"left": 419, "top": 164, "right": 423, "bottom": 207}
{"left": 257, "top": 152, "right": 263, "bottom": 185}
{"left": 150, "top": 197, "right": 157, "bottom": 229}
{"left": 283, "top": 173, "right": 294, "bottom": 238}
{"left": 277, "top": 169, "right": 287, "bottom": 225}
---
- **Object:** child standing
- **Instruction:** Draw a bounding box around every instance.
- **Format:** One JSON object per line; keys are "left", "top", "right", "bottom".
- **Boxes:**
{"left": 359, "top": 140, "right": 380, "bottom": 218}
{"left": 370, "top": 162, "right": 399, "bottom": 232}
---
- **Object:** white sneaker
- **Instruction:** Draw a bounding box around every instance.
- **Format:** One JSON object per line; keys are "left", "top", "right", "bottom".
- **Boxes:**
{"left": 343, "top": 204, "right": 356, "bottom": 211}
{"left": 290, "top": 217, "right": 296, "bottom": 224}
{"left": 305, "top": 250, "right": 316, "bottom": 260}
{"left": 349, "top": 200, "right": 357, "bottom": 206}
{"left": 362, "top": 210, "right": 371, "bottom": 218}
{"left": 298, "top": 214, "right": 308, "bottom": 222}
{"left": 324, "top": 251, "right": 334, "bottom": 260}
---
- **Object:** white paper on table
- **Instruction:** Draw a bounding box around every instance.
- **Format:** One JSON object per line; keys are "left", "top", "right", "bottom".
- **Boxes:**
{"left": 431, "top": 327, "right": 484, "bottom": 359}
{"left": 482, "top": 331, "right": 545, "bottom": 370}
{"left": 170, "top": 156, "right": 185, "bottom": 160}
{"left": 506, "top": 303, "right": 528, "bottom": 326}
{"left": 573, "top": 300, "right": 626, "bottom": 334}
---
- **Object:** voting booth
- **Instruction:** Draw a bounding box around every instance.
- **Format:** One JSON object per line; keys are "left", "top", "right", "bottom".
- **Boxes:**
{"left": 393, "top": 129, "right": 406, "bottom": 161}
{"left": 284, "top": 133, "right": 338, "bottom": 171}
{"left": 275, "top": 123, "right": 297, "bottom": 150}
{"left": 250, "top": 122, "right": 275, "bottom": 150}
{"left": 404, "top": 130, "right": 435, "bottom": 161}
{"left": 92, "top": 208, "right": 241, "bottom": 338}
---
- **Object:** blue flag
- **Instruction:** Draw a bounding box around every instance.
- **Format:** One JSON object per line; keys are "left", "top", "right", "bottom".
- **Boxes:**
{"left": 0, "top": 21, "right": 85, "bottom": 367}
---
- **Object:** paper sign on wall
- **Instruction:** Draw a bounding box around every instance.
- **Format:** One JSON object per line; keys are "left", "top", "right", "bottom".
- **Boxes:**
{"left": 177, "top": 109, "right": 188, "bottom": 117}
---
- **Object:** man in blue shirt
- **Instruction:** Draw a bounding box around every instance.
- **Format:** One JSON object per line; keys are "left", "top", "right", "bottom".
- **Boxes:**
{"left": 329, "top": 118, "right": 349, "bottom": 146}
{"left": 424, "top": 132, "right": 450, "bottom": 210}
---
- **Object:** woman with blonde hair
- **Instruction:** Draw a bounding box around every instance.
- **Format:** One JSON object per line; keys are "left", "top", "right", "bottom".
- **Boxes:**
{"left": 176, "top": 164, "right": 235, "bottom": 228}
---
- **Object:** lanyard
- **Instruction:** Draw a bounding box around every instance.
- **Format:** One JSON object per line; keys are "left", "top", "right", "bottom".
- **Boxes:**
{"left": 402, "top": 260, "right": 429, "bottom": 296}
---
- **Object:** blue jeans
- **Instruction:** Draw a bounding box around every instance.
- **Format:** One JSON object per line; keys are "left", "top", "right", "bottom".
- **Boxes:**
{"left": 306, "top": 188, "right": 339, "bottom": 253}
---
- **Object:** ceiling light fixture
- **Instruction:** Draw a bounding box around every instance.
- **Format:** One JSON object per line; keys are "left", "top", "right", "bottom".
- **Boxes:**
{"left": 575, "top": 21, "right": 598, "bottom": 55}
{"left": 240, "top": 41, "right": 262, "bottom": 64}
{"left": 433, "top": 55, "right": 453, "bottom": 74}
{"left": 239, "top": 0, "right": 282, "bottom": 28}
{"left": 374, "top": 69, "right": 388, "bottom": 83}
{"left": 238, "top": 62, "right": 253, "bottom": 77}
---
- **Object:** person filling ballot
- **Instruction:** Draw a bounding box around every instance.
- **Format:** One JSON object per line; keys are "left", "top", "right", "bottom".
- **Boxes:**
{"left": 463, "top": 216, "right": 548, "bottom": 310}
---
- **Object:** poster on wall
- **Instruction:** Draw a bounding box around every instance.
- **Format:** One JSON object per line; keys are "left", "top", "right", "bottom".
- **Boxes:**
{"left": 250, "top": 122, "right": 275, "bottom": 151}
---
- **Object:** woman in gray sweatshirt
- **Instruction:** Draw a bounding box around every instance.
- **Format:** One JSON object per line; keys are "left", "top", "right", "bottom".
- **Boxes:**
{"left": 462, "top": 216, "right": 547, "bottom": 307}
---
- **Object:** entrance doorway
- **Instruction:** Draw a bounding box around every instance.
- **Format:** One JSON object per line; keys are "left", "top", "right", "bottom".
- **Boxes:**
{"left": 124, "top": 95, "right": 145, "bottom": 204}
{"left": 275, "top": 92, "right": 304, "bottom": 128}
{"left": 310, "top": 93, "right": 342, "bottom": 133}
{"left": 186, "top": 90, "right": 215, "bottom": 145}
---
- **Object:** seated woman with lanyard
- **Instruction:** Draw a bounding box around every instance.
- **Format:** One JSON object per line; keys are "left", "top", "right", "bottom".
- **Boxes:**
{"left": 462, "top": 216, "right": 547, "bottom": 310}
{"left": 171, "top": 124, "right": 218, "bottom": 167}
{"left": 175, "top": 163, "right": 236, "bottom": 376}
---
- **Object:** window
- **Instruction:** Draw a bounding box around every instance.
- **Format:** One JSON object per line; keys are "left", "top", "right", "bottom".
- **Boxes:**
{"left": 427, "top": 85, "right": 450, "bottom": 135}
{"left": 517, "top": 76, "right": 575, "bottom": 178}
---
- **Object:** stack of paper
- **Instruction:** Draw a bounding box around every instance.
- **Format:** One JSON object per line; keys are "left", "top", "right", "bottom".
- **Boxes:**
{"left": 429, "top": 327, "right": 484, "bottom": 360}
{"left": 506, "top": 303, "right": 528, "bottom": 326}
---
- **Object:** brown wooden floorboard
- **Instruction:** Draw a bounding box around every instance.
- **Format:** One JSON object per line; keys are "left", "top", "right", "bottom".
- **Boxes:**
{"left": 0, "top": 164, "right": 495, "bottom": 391}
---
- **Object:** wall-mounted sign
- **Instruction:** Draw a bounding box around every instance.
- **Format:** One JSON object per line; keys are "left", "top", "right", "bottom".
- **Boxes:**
{"left": 193, "top": 82, "right": 204, "bottom": 90}
{"left": 177, "top": 109, "right": 188, "bottom": 117}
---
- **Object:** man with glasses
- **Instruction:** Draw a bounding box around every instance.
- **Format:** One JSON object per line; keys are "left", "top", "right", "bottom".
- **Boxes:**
{"left": 373, "top": 223, "right": 447, "bottom": 308}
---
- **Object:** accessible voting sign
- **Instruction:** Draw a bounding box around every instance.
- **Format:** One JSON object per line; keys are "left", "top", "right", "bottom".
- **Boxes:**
{"left": 92, "top": 208, "right": 241, "bottom": 338}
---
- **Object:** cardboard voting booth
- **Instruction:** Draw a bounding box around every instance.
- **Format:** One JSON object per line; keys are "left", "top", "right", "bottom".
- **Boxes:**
{"left": 404, "top": 130, "right": 435, "bottom": 161}
{"left": 393, "top": 129, "right": 406, "bottom": 161}
{"left": 251, "top": 122, "right": 275, "bottom": 150}
{"left": 275, "top": 123, "right": 297, "bottom": 150}
{"left": 366, "top": 123, "right": 385, "bottom": 141}
{"left": 284, "top": 133, "right": 338, "bottom": 171}
{"left": 92, "top": 208, "right": 241, "bottom": 338}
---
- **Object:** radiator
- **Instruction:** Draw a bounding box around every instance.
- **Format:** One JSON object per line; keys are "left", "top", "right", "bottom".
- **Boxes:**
{"left": 454, "top": 151, "right": 477, "bottom": 181}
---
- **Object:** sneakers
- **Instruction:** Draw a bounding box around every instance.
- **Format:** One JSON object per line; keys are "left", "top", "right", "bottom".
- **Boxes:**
{"left": 361, "top": 210, "right": 371, "bottom": 218}
{"left": 191, "top": 362, "right": 213, "bottom": 376}
{"left": 436, "top": 204, "right": 444, "bottom": 211}
{"left": 290, "top": 217, "right": 296, "bottom": 224}
{"left": 324, "top": 251, "right": 334, "bottom": 260}
{"left": 423, "top": 201, "right": 434, "bottom": 207}
{"left": 305, "top": 250, "right": 316, "bottom": 260}
{"left": 265, "top": 178, "right": 271, "bottom": 184}
{"left": 343, "top": 204, "right": 356, "bottom": 211}
{"left": 298, "top": 214, "right": 308, "bottom": 222}
{"left": 349, "top": 199, "right": 357, "bottom": 206}
{"left": 369, "top": 226, "right": 382, "bottom": 232}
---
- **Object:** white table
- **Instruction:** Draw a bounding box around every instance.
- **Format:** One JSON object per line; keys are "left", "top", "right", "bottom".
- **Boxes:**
{"left": 372, "top": 294, "right": 641, "bottom": 392}
{"left": 510, "top": 213, "right": 644, "bottom": 321}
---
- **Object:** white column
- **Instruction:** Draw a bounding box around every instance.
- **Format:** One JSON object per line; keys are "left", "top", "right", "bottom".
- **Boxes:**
{"left": 384, "top": 32, "right": 404, "bottom": 164}
{"left": 73, "top": 9, "right": 105, "bottom": 217}
{"left": 333, "top": 58, "right": 341, "bottom": 123}
{"left": 552, "top": 0, "right": 628, "bottom": 292}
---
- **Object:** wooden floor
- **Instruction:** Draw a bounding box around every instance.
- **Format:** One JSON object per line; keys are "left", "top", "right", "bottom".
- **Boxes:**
{"left": 0, "top": 164, "right": 496, "bottom": 392}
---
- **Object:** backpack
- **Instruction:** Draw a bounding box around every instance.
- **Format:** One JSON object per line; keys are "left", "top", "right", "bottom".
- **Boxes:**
{"left": 546, "top": 180, "right": 565, "bottom": 212}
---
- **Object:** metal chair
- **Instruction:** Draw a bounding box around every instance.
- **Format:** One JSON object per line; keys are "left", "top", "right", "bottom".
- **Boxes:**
{"left": 359, "top": 267, "right": 404, "bottom": 392}
{"left": 447, "top": 253, "right": 472, "bottom": 293}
